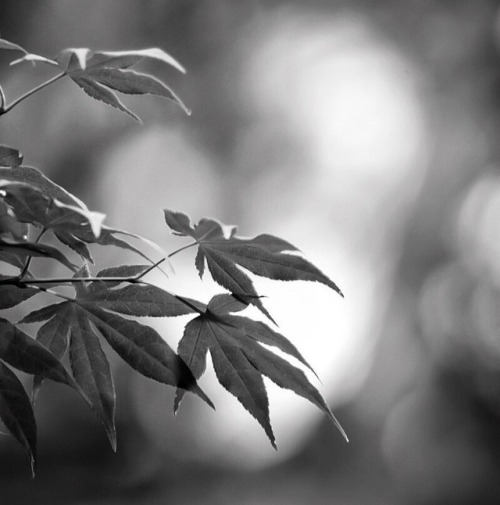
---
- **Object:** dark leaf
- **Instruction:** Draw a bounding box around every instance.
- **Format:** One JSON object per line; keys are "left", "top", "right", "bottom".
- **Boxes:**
{"left": 0, "top": 318, "right": 75, "bottom": 387}
{"left": 0, "top": 285, "right": 38, "bottom": 309}
{"left": 68, "top": 304, "right": 116, "bottom": 449}
{"left": 0, "top": 146, "right": 23, "bottom": 168}
{"left": 0, "top": 239, "right": 78, "bottom": 272}
{"left": 78, "top": 304, "right": 213, "bottom": 408}
{"left": 164, "top": 210, "right": 343, "bottom": 322}
{"left": 18, "top": 302, "right": 66, "bottom": 324}
{"left": 94, "top": 264, "right": 149, "bottom": 288}
{"left": 82, "top": 283, "right": 199, "bottom": 317}
{"left": 0, "top": 361, "right": 37, "bottom": 476}
{"left": 174, "top": 295, "right": 347, "bottom": 444}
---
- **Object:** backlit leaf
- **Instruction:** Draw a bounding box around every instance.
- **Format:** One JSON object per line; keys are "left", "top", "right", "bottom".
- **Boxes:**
{"left": 175, "top": 295, "right": 347, "bottom": 445}
{"left": 0, "top": 239, "right": 78, "bottom": 272}
{"left": 82, "top": 282, "right": 198, "bottom": 317}
{"left": 0, "top": 361, "right": 37, "bottom": 476}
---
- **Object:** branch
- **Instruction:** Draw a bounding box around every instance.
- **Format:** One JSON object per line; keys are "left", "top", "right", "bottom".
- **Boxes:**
{"left": 0, "top": 72, "right": 66, "bottom": 115}
{"left": 0, "top": 258, "right": 166, "bottom": 286}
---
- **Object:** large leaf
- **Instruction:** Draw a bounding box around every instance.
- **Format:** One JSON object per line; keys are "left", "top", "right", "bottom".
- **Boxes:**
{"left": 0, "top": 318, "right": 75, "bottom": 387}
{"left": 0, "top": 361, "right": 37, "bottom": 476}
{"left": 175, "top": 295, "right": 347, "bottom": 445}
{"left": 81, "top": 282, "right": 199, "bottom": 317}
{"left": 68, "top": 304, "right": 116, "bottom": 449}
{"left": 0, "top": 285, "right": 38, "bottom": 309}
{"left": 164, "top": 210, "right": 343, "bottom": 321}
{"left": 75, "top": 303, "right": 213, "bottom": 408}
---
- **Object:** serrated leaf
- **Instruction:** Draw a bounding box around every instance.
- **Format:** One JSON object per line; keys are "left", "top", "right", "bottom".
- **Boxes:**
{"left": 68, "top": 304, "right": 116, "bottom": 450}
{"left": 0, "top": 318, "right": 75, "bottom": 387}
{"left": 0, "top": 361, "right": 37, "bottom": 476}
{"left": 0, "top": 285, "right": 38, "bottom": 309}
{"left": 0, "top": 146, "right": 23, "bottom": 168}
{"left": 206, "top": 293, "right": 249, "bottom": 314}
{"left": 82, "top": 283, "right": 200, "bottom": 317}
{"left": 70, "top": 74, "right": 141, "bottom": 122}
{"left": 164, "top": 211, "right": 342, "bottom": 322}
{"left": 19, "top": 302, "right": 66, "bottom": 324}
{"left": 78, "top": 304, "right": 213, "bottom": 408}
{"left": 76, "top": 67, "right": 190, "bottom": 115}
{"left": 0, "top": 239, "right": 78, "bottom": 272}
{"left": 175, "top": 296, "right": 347, "bottom": 444}
{"left": 209, "top": 324, "right": 275, "bottom": 447}
{"left": 54, "top": 231, "right": 93, "bottom": 264}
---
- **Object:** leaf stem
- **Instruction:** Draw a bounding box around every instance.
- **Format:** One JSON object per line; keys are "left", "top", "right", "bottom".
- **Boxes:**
{"left": 0, "top": 72, "right": 66, "bottom": 115}
{"left": 168, "top": 241, "right": 197, "bottom": 258}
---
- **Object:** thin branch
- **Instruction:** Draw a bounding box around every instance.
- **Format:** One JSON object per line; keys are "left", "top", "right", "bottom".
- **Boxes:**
{"left": 168, "top": 241, "right": 197, "bottom": 258}
{"left": 0, "top": 72, "right": 66, "bottom": 115}
{"left": 1, "top": 258, "right": 167, "bottom": 286}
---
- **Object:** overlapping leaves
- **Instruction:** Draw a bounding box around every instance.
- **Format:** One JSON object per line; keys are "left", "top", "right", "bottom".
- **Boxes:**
{"left": 174, "top": 294, "right": 347, "bottom": 447}
{"left": 0, "top": 37, "right": 189, "bottom": 119}
{"left": 164, "top": 209, "right": 343, "bottom": 321}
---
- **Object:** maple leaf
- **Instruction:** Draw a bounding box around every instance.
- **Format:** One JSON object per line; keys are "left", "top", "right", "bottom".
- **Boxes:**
{"left": 175, "top": 294, "right": 347, "bottom": 447}
{"left": 0, "top": 361, "right": 37, "bottom": 476}
{"left": 164, "top": 210, "right": 343, "bottom": 322}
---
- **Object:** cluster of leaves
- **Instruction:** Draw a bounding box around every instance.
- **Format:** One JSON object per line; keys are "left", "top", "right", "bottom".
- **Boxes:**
{"left": 0, "top": 38, "right": 346, "bottom": 476}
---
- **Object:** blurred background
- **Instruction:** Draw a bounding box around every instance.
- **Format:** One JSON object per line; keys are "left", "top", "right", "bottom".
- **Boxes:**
{"left": 2, "top": 0, "right": 500, "bottom": 503}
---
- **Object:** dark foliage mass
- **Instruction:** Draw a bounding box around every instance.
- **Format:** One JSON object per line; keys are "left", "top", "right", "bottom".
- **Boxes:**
{"left": 0, "top": 38, "right": 345, "bottom": 475}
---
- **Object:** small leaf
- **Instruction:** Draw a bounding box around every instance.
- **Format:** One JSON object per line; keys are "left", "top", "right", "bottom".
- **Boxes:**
{"left": 70, "top": 74, "right": 141, "bottom": 122}
{"left": 0, "top": 38, "right": 28, "bottom": 53}
{"left": 0, "top": 285, "right": 38, "bottom": 310}
{"left": 68, "top": 305, "right": 116, "bottom": 450}
{"left": 88, "top": 48, "right": 186, "bottom": 73}
{"left": 0, "top": 146, "right": 23, "bottom": 168}
{"left": 10, "top": 53, "right": 59, "bottom": 67}
{"left": 19, "top": 302, "right": 66, "bottom": 324}
{"left": 0, "top": 361, "right": 37, "bottom": 476}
